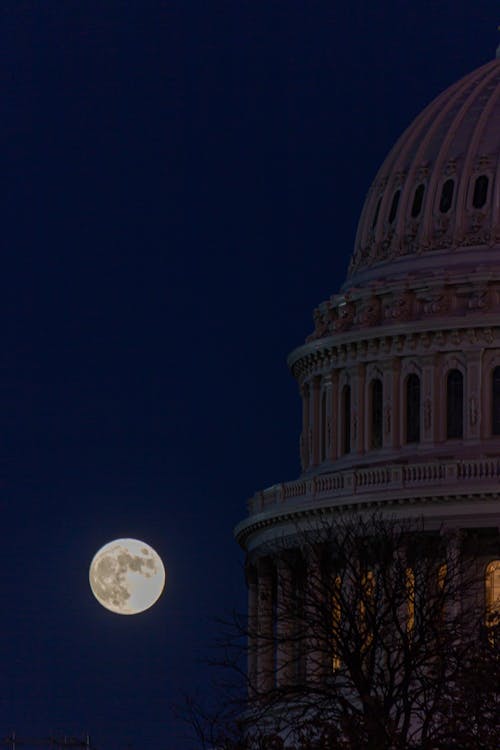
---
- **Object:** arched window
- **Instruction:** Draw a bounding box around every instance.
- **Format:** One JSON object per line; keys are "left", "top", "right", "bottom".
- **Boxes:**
{"left": 406, "top": 374, "right": 421, "bottom": 443}
{"left": 411, "top": 184, "right": 425, "bottom": 218}
{"left": 320, "top": 390, "right": 327, "bottom": 462}
{"left": 371, "top": 379, "right": 383, "bottom": 449}
{"left": 492, "top": 367, "right": 500, "bottom": 436}
{"left": 342, "top": 385, "right": 351, "bottom": 455}
{"left": 388, "top": 189, "right": 401, "bottom": 224}
{"left": 472, "top": 175, "right": 489, "bottom": 209}
{"left": 485, "top": 560, "right": 500, "bottom": 626}
{"left": 372, "top": 195, "right": 382, "bottom": 230}
{"left": 439, "top": 178, "right": 454, "bottom": 213}
{"left": 446, "top": 369, "right": 463, "bottom": 439}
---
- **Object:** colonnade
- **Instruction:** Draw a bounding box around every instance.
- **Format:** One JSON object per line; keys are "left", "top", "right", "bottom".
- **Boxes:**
{"left": 299, "top": 350, "right": 500, "bottom": 472}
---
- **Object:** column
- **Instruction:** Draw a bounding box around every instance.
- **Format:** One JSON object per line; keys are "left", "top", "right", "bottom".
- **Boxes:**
{"left": 276, "top": 557, "right": 295, "bottom": 688}
{"left": 421, "top": 355, "right": 437, "bottom": 445}
{"left": 305, "top": 549, "right": 326, "bottom": 684}
{"left": 247, "top": 565, "right": 258, "bottom": 695}
{"left": 351, "top": 364, "right": 366, "bottom": 456}
{"left": 310, "top": 376, "right": 321, "bottom": 467}
{"left": 385, "top": 358, "right": 401, "bottom": 449}
{"left": 330, "top": 370, "right": 339, "bottom": 461}
{"left": 466, "top": 351, "right": 482, "bottom": 441}
{"left": 300, "top": 382, "right": 310, "bottom": 471}
{"left": 256, "top": 558, "right": 275, "bottom": 694}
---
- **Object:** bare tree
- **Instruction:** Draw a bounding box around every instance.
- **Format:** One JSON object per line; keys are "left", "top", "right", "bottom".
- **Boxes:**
{"left": 184, "top": 515, "right": 500, "bottom": 750}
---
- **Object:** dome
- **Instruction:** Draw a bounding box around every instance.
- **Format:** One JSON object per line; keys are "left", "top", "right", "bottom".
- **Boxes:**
{"left": 347, "top": 57, "right": 500, "bottom": 288}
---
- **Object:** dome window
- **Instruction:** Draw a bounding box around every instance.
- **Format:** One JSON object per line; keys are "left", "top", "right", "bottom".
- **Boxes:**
{"left": 411, "top": 184, "right": 425, "bottom": 218}
{"left": 388, "top": 189, "right": 401, "bottom": 224}
{"left": 446, "top": 369, "right": 463, "bottom": 439}
{"left": 439, "top": 179, "right": 454, "bottom": 213}
{"left": 406, "top": 374, "right": 420, "bottom": 443}
{"left": 370, "top": 379, "right": 383, "bottom": 449}
{"left": 371, "top": 196, "right": 382, "bottom": 230}
{"left": 472, "top": 174, "right": 489, "bottom": 209}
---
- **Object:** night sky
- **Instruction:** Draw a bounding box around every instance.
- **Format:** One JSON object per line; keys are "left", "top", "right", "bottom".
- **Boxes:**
{"left": 2, "top": 2, "right": 499, "bottom": 748}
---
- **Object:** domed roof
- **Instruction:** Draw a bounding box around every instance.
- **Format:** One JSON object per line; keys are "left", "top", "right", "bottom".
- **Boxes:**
{"left": 347, "top": 57, "right": 500, "bottom": 289}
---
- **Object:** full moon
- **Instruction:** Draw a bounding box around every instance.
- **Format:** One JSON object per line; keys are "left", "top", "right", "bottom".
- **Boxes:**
{"left": 89, "top": 538, "right": 166, "bottom": 615}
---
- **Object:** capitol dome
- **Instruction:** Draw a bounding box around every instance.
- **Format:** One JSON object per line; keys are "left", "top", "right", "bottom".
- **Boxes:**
{"left": 234, "top": 55, "right": 500, "bottom": 735}
{"left": 348, "top": 57, "right": 500, "bottom": 287}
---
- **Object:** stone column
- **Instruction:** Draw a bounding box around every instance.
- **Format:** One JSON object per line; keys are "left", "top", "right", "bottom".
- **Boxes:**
{"left": 256, "top": 558, "right": 275, "bottom": 693}
{"left": 466, "top": 351, "right": 482, "bottom": 441}
{"left": 276, "top": 557, "right": 295, "bottom": 688}
{"left": 330, "top": 370, "right": 339, "bottom": 460}
{"left": 351, "top": 364, "right": 366, "bottom": 456}
{"left": 304, "top": 550, "right": 326, "bottom": 684}
{"left": 421, "top": 355, "right": 437, "bottom": 444}
{"left": 300, "top": 382, "right": 310, "bottom": 471}
{"left": 385, "top": 358, "right": 401, "bottom": 449}
{"left": 310, "top": 376, "right": 321, "bottom": 467}
{"left": 247, "top": 565, "right": 258, "bottom": 695}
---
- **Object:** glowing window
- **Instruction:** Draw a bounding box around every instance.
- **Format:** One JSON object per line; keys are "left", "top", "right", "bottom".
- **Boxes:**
{"left": 388, "top": 189, "right": 401, "bottom": 224}
{"left": 332, "top": 575, "right": 342, "bottom": 672}
{"left": 411, "top": 184, "right": 425, "bottom": 218}
{"left": 472, "top": 175, "right": 489, "bottom": 209}
{"left": 485, "top": 560, "right": 500, "bottom": 621}
{"left": 406, "top": 374, "right": 420, "bottom": 443}
{"left": 406, "top": 568, "right": 415, "bottom": 634}
{"left": 371, "top": 379, "right": 383, "bottom": 449}
{"left": 439, "top": 179, "right": 454, "bottom": 213}
{"left": 446, "top": 369, "right": 463, "bottom": 439}
{"left": 492, "top": 367, "right": 500, "bottom": 436}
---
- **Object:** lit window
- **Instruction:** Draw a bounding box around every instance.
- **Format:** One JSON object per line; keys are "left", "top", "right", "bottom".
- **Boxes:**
{"left": 371, "top": 379, "right": 383, "bottom": 449}
{"left": 439, "top": 179, "right": 454, "bottom": 213}
{"left": 472, "top": 175, "right": 489, "bottom": 209}
{"left": 446, "top": 369, "right": 463, "bottom": 439}
{"left": 406, "top": 374, "right": 421, "bottom": 443}
{"left": 332, "top": 575, "right": 342, "bottom": 672}
{"left": 388, "top": 189, "right": 401, "bottom": 224}
{"left": 342, "top": 385, "right": 351, "bottom": 455}
{"left": 360, "top": 570, "right": 375, "bottom": 651}
{"left": 485, "top": 560, "right": 500, "bottom": 627}
{"left": 411, "top": 184, "right": 425, "bottom": 218}
{"left": 492, "top": 367, "right": 500, "bottom": 435}
{"left": 406, "top": 568, "right": 415, "bottom": 634}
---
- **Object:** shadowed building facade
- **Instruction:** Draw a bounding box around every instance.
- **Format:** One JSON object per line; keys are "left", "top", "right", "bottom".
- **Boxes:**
{"left": 235, "top": 53, "right": 500, "bottom": 695}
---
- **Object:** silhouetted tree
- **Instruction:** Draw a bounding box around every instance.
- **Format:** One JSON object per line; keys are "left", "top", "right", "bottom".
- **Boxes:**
{"left": 184, "top": 515, "right": 500, "bottom": 750}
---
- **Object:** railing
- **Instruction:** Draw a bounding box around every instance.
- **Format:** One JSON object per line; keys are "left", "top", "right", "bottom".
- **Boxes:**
{"left": 248, "top": 457, "right": 500, "bottom": 515}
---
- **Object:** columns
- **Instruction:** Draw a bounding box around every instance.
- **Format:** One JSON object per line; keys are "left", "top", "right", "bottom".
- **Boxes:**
{"left": 256, "top": 558, "right": 275, "bottom": 693}
{"left": 276, "top": 557, "right": 295, "bottom": 687}
{"left": 247, "top": 566, "right": 258, "bottom": 694}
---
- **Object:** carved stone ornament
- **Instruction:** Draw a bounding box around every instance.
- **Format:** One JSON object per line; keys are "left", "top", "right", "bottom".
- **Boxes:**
{"left": 468, "top": 288, "right": 489, "bottom": 311}
{"left": 383, "top": 292, "right": 413, "bottom": 322}
{"left": 334, "top": 301, "right": 355, "bottom": 332}
{"left": 356, "top": 296, "right": 381, "bottom": 327}
{"left": 422, "top": 291, "right": 449, "bottom": 315}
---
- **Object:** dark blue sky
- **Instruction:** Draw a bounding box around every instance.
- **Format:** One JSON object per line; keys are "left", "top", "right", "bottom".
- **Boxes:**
{"left": 2, "top": 2, "right": 499, "bottom": 748}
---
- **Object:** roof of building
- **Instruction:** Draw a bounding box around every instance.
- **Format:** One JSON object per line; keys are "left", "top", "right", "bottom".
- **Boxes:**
{"left": 347, "top": 57, "right": 500, "bottom": 288}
